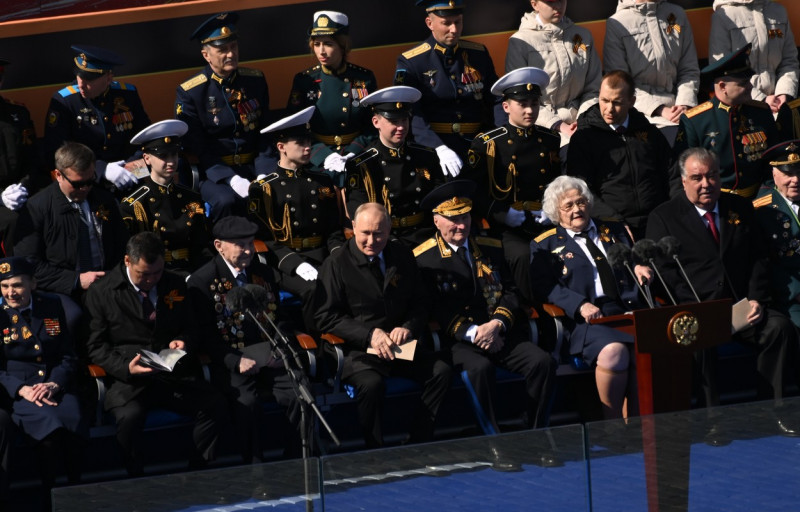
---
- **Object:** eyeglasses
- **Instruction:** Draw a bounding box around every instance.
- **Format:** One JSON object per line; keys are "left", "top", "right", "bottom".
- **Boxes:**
{"left": 59, "top": 172, "right": 94, "bottom": 189}
{"left": 559, "top": 198, "right": 588, "bottom": 212}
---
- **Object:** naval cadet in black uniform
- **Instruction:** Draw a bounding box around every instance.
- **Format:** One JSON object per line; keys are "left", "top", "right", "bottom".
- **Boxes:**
{"left": 287, "top": 10, "right": 378, "bottom": 185}
{"left": 466, "top": 67, "right": 561, "bottom": 305}
{"left": 672, "top": 43, "right": 787, "bottom": 199}
{"left": 345, "top": 86, "right": 445, "bottom": 247}
{"left": 394, "top": 0, "right": 501, "bottom": 178}
{"left": 121, "top": 120, "right": 211, "bottom": 276}
{"left": 249, "top": 106, "right": 344, "bottom": 330}
{"left": 0, "top": 257, "right": 87, "bottom": 496}
{"left": 414, "top": 181, "right": 555, "bottom": 433}
{"left": 0, "top": 58, "right": 43, "bottom": 256}
{"left": 44, "top": 45, "right": 150, "bottom": 192}
{"left": 175, "top": 12, "right": 276, "bottom": 221}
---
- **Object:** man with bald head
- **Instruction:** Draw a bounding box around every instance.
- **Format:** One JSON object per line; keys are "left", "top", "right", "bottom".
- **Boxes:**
{"left": 313, "top": 202, "right": 451, "bottom": 448}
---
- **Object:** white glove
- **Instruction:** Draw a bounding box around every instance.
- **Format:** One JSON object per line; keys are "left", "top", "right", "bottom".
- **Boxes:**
{"left": 255, "top": 174, "right": 267, "bottom": 182}
{"left": 103, "top": 160, "right": 138, "bottom": 190}
{"left": 229, "top": 175, "right": 252, "bottom": 198}
{"left": 532, "top": 210, "right": 551, "bottom": 225}
{"left": 323, "top": 152, "right": 351, "bottom": 173}
{"left": 1, "top": 183, "right": 28, "bottom": 211}
{"left": 295, "top": 262, "right": 319, "bottom": 281}
{"left": 504, "top": 207, "right": 525, "bottom": 227}
{"left": 435, "top": 145, "right": 463, "bottom": 177}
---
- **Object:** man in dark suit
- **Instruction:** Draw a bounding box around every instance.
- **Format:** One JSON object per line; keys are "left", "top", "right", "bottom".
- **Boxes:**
{"left": 414, "top": 181, "right": 555, "bottom": 433}
{"left": 85, "top": 232, "right": 227, "bottom": 476}
{"left": 313, "top": 202, "right": 452, "bottom": 448}
{"left": 647, "top": 147, "right": 798, "bottom": 429}
{"left": 188, "top": 216, "right": 305, "bottom": 463}
{"left": 13, "top": 141, "right": 129, "bottom": 336}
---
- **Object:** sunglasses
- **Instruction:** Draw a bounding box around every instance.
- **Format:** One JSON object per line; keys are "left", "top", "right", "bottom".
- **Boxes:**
{"left": 59, "top": 172, "right": 94, "bottom": 189}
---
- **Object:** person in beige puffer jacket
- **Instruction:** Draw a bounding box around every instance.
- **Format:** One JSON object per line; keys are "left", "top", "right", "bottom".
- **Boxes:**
{"left": 710, "top": 0, "right": 798, "bottom": 112}
{"left": 604, "top": 0, "right": 699, "bottom": 135}
{"left": 505, "top": 0, "right": 601, "bottom": 148}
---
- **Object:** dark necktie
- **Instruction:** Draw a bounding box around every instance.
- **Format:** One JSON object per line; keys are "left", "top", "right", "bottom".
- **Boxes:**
{"left": 576, "top": 232, "right": 620, "bottom": 302}
{"left": 75, "top": 202, "right": 95, "bottom": 272}
{"left": 456, "top": 246, "right": 477, "bottom": 291}
{"left": 139, "top": 290, "right": 156, "bottom": 323}
{"left": 236, "top": 272, "right": 247, "bottom": 285}
{"left": 703, "top": 211, "right": 720, "bottom": 245}
{"left": 368, "top": 258, "right": 384, "bottom": 288}
{"left": 615, "top": 125, "right": 626, "bottom": 135}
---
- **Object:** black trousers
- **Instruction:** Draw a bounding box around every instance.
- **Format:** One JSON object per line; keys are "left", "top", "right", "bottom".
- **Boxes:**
{"left": 109, "top": 376, "right": 228, "bottom": 476}
{"left": 698, "top": 307, "right": 798, "bottom": 406}
{"left": 452, "top": 338, "right": 556, "bottom": 432}
{"left": 345, "top": 351, "right": 452, "bottom": 449}
{"left": 216, "top": 364, "right": 306, "bottom": 463}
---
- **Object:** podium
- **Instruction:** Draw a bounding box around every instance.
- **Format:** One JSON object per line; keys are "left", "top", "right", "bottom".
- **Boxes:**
{"left": 591, "top": 299, "right": 732, "bottom": 512}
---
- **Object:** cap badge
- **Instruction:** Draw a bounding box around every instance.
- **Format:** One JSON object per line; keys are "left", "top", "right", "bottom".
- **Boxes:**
{"left": 0, "top": 263, "right": 8, "bottom": 273}
{"left": 318, "top": 16, "right": 329, "bottom": 27}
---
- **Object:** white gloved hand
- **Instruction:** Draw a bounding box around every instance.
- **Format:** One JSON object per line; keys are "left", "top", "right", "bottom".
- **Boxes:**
{"left": 103, "top": 160, "right": 138, "bottom": 190}
{"left": 435, "top": 145, "right": 463, "bottom": 177}
{"left": 295, "top": 262, "right": 319, "bottom": 281}
{"left": 532, "top": 210, "right": 551, "bottom": 225}
{"left": 504, "top": 207, "right": 525, "bottom": 227}
{"left": 255, "top": 174, "right": 267, "bottom": 182}
{"left": 323, "top": 152, "right": 349, "bottom": 173}
{"left": 229, "top": 175, "right": 252, "bottom": 198}
{"left": 1, "top": 183, "right": 28, "bottom": 211}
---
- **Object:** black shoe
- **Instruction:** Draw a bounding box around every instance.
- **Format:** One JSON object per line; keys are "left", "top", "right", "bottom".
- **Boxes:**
{"left": 489, "top": 446, "right": 522, "bottom": 472}
{"left": 776, "top": 417, "right": 800, "bottom": 437}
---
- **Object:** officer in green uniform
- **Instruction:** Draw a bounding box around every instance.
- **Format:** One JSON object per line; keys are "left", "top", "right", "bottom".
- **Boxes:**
{"left": 672, "top": 43, "right": 786, "bottom": 199}
{"left": 120, "top": 120, "right": 211, "bottom": 276}
{"left": 465, "top": 67, "right": 560, "bottom": 305}
{"left": 753, "top": 139, "right": 800, "bottom": 328}
{"left": 249, "top": 106, "right": 344, "bottom": 330}
{"left": 287, "top": 11, "right": 378, "bottom": 185}
{"left": 345, "top": 86, "right": 445, "bottom": 247}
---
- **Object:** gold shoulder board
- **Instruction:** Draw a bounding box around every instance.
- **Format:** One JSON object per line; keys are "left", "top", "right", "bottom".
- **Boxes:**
{"left": 180, "top": 74, "right": 208, "bottom": 91}
{"left": 752, "top": 195, "right": 772, "bottom": 209}
{"left": 413, "top": 238, "right": 438, "bottom": 257}
{"left": 685, "top": 102, "right": 712, "bottom": 118}
{"left": 534, "top": 228, "right": 557, "bottom": 243}
{"left": 402, "top": 43, "right": 431, "bottom": 60}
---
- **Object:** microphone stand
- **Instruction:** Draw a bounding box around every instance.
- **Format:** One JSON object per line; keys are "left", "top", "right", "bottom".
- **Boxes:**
{"left": 620, "top": 260, "right": 655, "bottom": 308}
{"left": 671, "top": 255, "right": 701, "bottom": 303}
{"left": 647, "top": 257, "right": 677, "bottom": 305}
{"left": 246, "top": 309, "right": 341, "bottom": 512}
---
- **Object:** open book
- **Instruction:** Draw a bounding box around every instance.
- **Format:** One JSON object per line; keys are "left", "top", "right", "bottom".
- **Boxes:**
{"left": 138, "top": 349, "right": 186, "bottom": 372}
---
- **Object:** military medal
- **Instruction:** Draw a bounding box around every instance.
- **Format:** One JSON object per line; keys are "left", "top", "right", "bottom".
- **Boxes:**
{"left": 44, "top": 318, "right": 61, "bottom": 336}
{"left": 21, "top": 326, "right": 31, "bottom": 340}
{"left": 423, "top": 70, "right": 437, "bottom": 87}
{"left": 208, "top": 96, "right": 220, "bottom": 125}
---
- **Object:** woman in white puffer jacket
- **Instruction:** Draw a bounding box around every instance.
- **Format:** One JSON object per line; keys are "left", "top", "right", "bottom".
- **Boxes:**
{"left": 604, "top": 0, "right": 700, "bottom": 132}
{"left": 505, "top": 0, "right": 601, "bottom": 147}
{"left": 710, "top": 0, "right": 798, "bottom": 112}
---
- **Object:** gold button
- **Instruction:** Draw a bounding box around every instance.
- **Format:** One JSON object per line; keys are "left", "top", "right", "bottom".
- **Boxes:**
{"left": 511, "top": 155, "right": 517, "bottom": 160}
{"left": 507, "top": 140, "right": 513, "bottom": 145}
{"left": 540, "top": 152, "right": 545, "bottom": 157}
{"left": 342, "top": 107, "right": 348, "bottom": 112}
{"left": 540, "top": 169, "right": 546, "bottom": 174}
{"left": 34, "top": 345, "right": 40, "bottom": 350}
{"left": 36, "top": 357, "right": 42, "bottom": 362}
{"left": 342, "top": 93, "right": 348, "bottom": 97}
{"left": 38, "top": 370, "right": 44, "bottom": 377}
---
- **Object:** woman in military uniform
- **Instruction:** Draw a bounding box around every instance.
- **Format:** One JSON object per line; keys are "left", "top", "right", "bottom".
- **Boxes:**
{"left": 121, "top": 120, "right": 211, "bottom": 276}
{"left": 0, "top": 258, "right": 86, "bottom": 498}
{"left": 287, "top": 11, "right": 377, "bottom": 185}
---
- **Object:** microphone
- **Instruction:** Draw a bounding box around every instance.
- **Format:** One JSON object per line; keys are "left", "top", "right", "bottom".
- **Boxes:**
{"left": 632, "top": 239, "right": 676, "bottom": 305}
{"left": 657, "top": 236, "right": 701, "bottom": 303}
{"left": 244, "top": 283, "right": 271, "bottom": 313}
{"left": 225, "top": 285, "right": 256, "bottom": 313}
{"left": 606, "top": 244, "right": 654, "bottom": 308}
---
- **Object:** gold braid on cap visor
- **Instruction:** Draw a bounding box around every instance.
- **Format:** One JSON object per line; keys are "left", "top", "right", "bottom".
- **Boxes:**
{"left": 432, "top": 197, "right": 472, "bottom": 216}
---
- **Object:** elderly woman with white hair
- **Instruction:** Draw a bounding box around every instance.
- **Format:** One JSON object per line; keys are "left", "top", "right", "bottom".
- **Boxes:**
{"left": 530, "top": 176, "right": 651, "bottom": 419}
